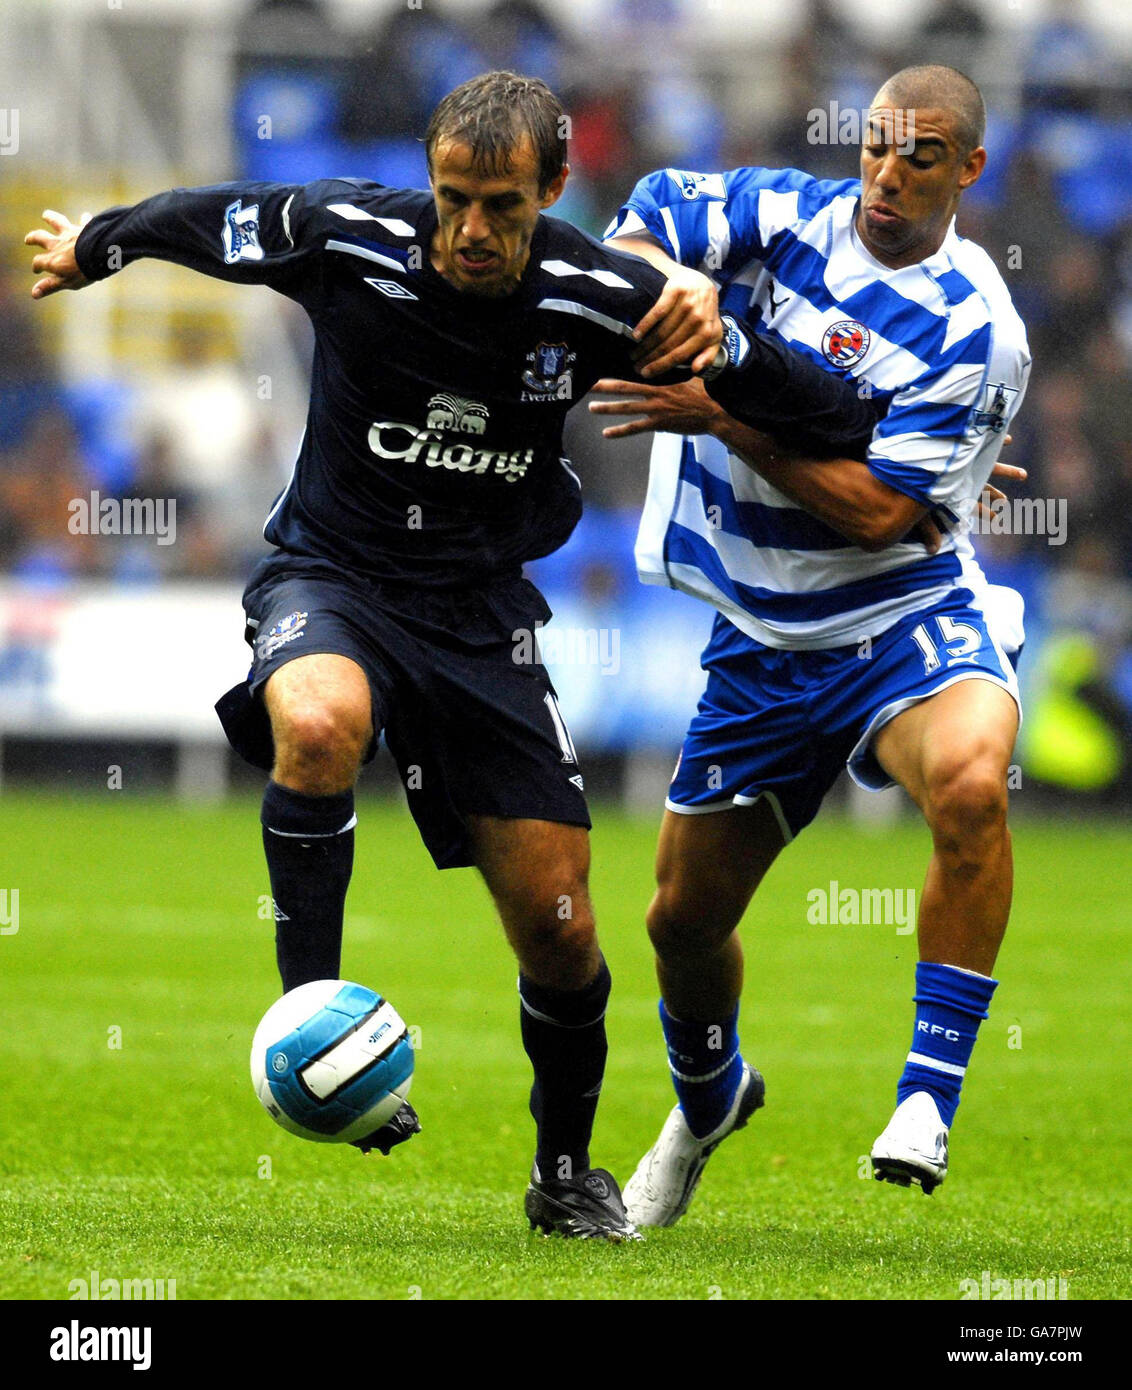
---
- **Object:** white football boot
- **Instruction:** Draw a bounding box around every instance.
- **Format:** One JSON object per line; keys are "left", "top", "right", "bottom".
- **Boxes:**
{"left": 624, "top": 1064, "right": 765, "bottom": 1228}
{"left": 870, "top": 1091, "right": 949, "bottom": 1195}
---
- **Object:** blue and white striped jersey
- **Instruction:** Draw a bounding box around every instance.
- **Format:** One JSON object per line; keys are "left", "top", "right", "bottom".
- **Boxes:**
{"left": 605, "top": 167, "right": 1032, "bottom": 650}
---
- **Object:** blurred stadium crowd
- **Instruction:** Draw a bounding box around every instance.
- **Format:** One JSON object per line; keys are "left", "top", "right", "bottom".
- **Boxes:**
{"left": 1, "top": 0, "right": 1130, "bottom": 797}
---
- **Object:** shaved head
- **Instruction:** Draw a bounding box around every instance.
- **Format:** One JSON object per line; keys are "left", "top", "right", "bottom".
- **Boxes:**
{"left": 875, "top": 64, "right": 986, "bottom": 156}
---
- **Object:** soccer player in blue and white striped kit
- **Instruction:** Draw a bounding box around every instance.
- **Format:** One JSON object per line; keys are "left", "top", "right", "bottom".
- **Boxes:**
{"left": 594, "top": 65, "right": 1031, "bottom": 1221}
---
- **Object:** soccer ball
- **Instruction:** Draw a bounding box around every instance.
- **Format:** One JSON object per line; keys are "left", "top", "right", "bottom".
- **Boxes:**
{"left": 250, "top": 979, "right": 414, "bottom": 1143}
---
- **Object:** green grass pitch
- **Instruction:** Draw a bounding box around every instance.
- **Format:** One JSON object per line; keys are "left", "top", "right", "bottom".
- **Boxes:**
{"left": 1, "top": 793, "right": 1128, "bottom": 1301}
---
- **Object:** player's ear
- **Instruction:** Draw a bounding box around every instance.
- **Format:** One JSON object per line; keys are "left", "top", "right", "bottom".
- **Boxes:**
{"left": 540, "top": 163, "right": 569, "bottom": 210}
{"left": 958, "top": 146, "right": 987, "bottom": 191}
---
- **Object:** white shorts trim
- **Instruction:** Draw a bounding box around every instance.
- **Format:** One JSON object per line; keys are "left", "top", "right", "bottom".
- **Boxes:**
{"left": 664, "top": 789, "right": 793, "bottom": 845}
{"left": 847, "top": 670, "right": 1022, "bottom": 793}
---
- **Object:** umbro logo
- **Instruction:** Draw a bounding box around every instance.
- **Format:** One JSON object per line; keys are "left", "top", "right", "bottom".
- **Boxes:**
{"left": 364, "top": 277, "right": 418, "bottom": 301}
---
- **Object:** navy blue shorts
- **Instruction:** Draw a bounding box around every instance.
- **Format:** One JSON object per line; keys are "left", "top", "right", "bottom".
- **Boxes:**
{"left": 215, "top": 554, "right": 590, "bottom": 869}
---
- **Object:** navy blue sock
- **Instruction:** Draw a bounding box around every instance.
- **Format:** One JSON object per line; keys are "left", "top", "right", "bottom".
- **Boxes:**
{"left": 519, "top": 960, "right": 611, "bottom": 1180}
{"left": 261, "top": 781, "right": 355, "bottom": 993}
{"left": 897, "top": 961, "right": 998, "bottom": 1127}
{"left": 660, "top": 1000, "right": 745, "bottom": 1139}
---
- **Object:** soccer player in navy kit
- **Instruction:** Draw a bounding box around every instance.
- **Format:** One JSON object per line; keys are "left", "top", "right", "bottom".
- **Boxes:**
{"left": 26, "top": 72, "right": 876, "bottom": 1240}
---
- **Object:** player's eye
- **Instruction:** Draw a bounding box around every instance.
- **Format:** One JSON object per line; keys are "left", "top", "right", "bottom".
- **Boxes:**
{"left": 909, "top": 157, "right": 935, "bottom": 169}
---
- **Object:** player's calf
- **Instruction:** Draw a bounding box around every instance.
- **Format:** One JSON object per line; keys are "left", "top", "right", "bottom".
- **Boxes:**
{"left": 472, "top": 816, "right": 622, "bottom": 1230}
{"left": 646, "top": 881, "right": 752, "bottom": 1140}
{"left": 260, "top": 656, "right": 372, "bottom": 992}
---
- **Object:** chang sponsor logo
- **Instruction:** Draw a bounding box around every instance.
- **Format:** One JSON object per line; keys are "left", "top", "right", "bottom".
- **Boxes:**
{"left": 367, "top": 419, "right": 533, "bottom": 483}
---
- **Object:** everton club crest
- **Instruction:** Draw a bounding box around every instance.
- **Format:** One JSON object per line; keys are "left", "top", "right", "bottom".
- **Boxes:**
{"left": 521, "top": 341, "right": 575, "bottom": 401}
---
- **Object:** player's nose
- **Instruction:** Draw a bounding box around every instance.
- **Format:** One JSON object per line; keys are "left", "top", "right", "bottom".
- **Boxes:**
{"left": 872, "top": 156, "right": 903, "bottom": 196}
{"left": 461, "top": 204, "right": 490, "bottom": 241}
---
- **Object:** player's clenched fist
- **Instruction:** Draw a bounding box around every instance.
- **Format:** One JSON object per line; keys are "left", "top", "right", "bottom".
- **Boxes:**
{"left": 25, "top": 209, "right": 91, "bottom": 298}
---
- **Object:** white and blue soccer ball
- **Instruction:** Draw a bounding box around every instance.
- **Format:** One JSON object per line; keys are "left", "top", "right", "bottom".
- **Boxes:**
{"left": 250, "top": 980, "right": 414, "bottom": 1143}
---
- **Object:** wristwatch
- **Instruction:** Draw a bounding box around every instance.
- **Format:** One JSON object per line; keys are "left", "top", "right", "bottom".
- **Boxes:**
{"left": 698, "top": 314, "right": 751, "bottom": 381}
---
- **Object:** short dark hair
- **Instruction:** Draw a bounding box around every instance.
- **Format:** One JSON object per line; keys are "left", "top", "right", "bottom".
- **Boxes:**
{"left": 877, "top": 64, "right": 986, "bottom": 156}
{"left": 425, "top": 70, "right": 567, "bottom": 193}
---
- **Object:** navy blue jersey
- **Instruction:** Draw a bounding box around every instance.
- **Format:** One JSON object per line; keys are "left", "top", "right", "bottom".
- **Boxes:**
{"left": 75, "top": 179, "right": 876, "bottom": 588}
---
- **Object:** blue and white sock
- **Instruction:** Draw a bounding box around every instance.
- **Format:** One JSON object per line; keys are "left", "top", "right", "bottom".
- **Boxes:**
{"left": 897, "top": 960, "right": 998, "bottom": 1127}
{"left": 659, "top": 1000, "right": 745, "bottom": 1140}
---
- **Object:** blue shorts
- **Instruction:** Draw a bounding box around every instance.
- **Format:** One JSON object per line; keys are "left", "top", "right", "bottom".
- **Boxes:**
{"left": 667, "top": 593, "right": 1022, "bottom": 842}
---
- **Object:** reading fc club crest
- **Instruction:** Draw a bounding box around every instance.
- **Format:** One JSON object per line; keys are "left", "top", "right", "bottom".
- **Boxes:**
{"left": 521, "top": 341, "right": 575, "bottom": 400}
{"left": 821, "top": 319, "right": 871, "bottom": 368}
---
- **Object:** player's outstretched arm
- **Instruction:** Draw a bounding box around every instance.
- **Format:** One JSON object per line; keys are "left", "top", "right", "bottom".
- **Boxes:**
{"left": 590, "top": 376, "right": 1026, "bottom": 553}
{"left": 26, "top": 183, "right": 318, "bottom": 293}
{"left": 589, "top": 374, "right": 912, "bottom": 549}
{"left": 25, "top": 210, "right": 90, "bottom": 299}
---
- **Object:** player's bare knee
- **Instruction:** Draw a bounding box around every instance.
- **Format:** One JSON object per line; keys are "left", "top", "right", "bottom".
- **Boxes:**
{"left": 647, "top": 882, "right": 736, "bottom": 960}
{"left": 925, "top": 757, "right": 1009, "bottom": 861}
{"left": 513, "top": 901, "right": 598, "bottom": 989}
{"left": 518, "top": 880, "right": 594, "bottom": 944}
{"left": 271, "top": 701, "right": 368, "bottom": 791}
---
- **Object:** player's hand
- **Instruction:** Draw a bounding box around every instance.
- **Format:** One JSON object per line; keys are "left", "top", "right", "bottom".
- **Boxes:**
{"left": 25, "top": 209, "right": 91, "bottom": 298}
{"left": 911, "top": 449, "right": 1027, "bottom": 554}
{"left": 630, "top": 267, "right": 722, "bottom": 377}
{"left": 983, "top": 454, "right": 1024, "bottom": 503}
{"left": 589, "top": 376, "right": 726, "bottom": 439}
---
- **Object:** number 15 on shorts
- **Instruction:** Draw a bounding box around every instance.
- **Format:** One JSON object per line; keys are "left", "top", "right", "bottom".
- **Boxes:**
{"left": 909, "top": 615, "right": 982, "bottom": 673}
